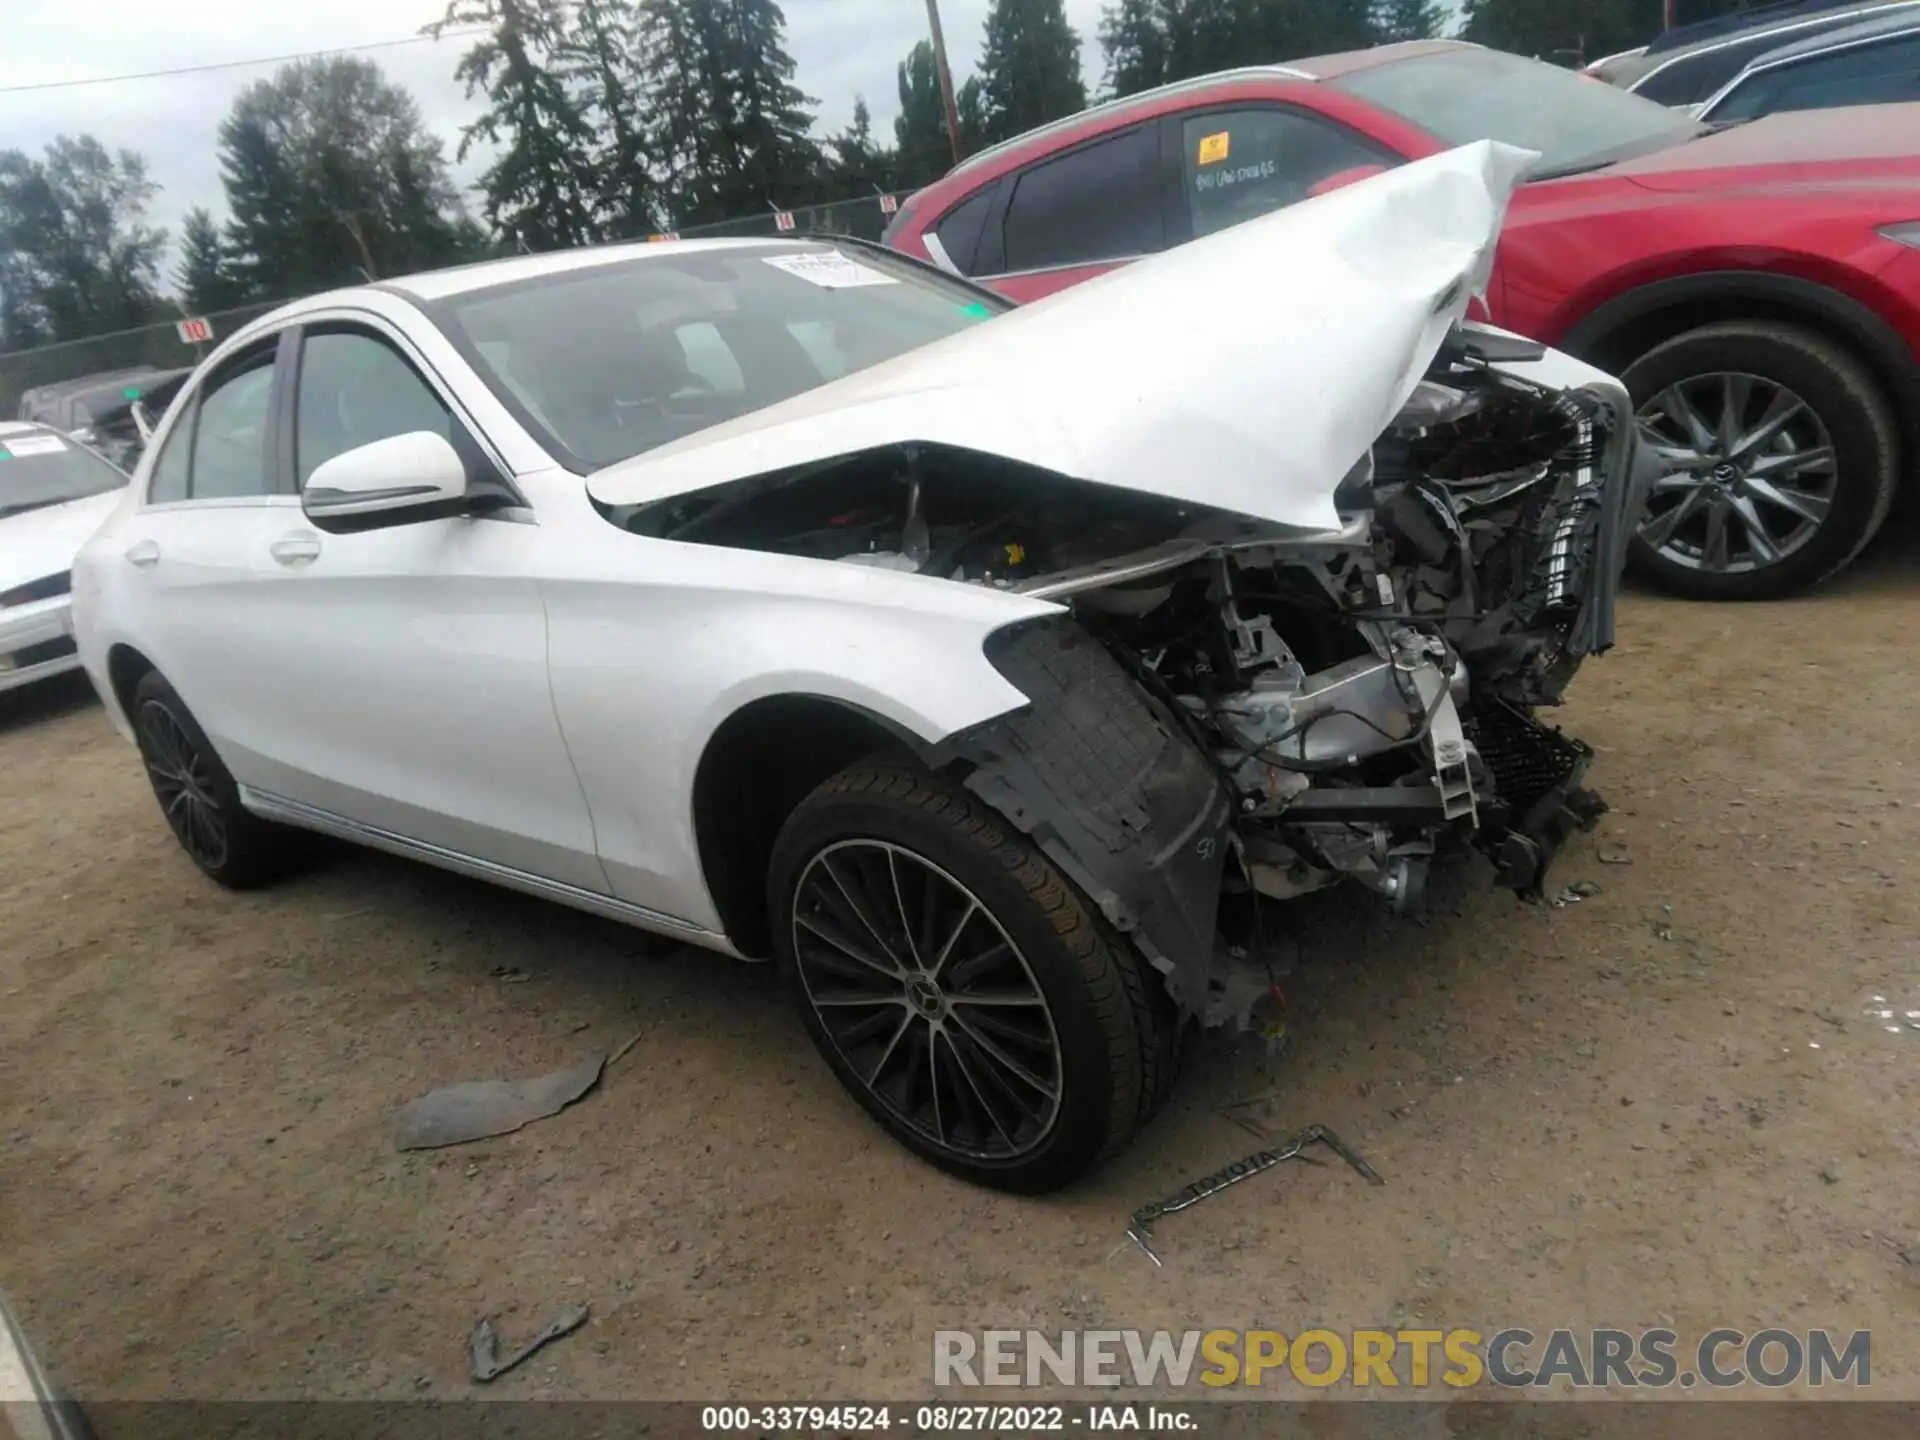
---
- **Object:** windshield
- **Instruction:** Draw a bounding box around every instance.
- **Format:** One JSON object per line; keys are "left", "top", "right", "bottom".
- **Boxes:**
{"left": 0, "top": 430, "right": 128, "bottom": 517}
{"left": 1329, "top": 48, "right": 1704, "bottom": 178}
{"left": 432, "top": 244, "right": 1005, "bottom": 471}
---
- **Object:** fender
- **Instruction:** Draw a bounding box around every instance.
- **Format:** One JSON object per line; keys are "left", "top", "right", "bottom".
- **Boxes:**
{"left": 1556, "top": 269, "right": 1920, "bottom": 448}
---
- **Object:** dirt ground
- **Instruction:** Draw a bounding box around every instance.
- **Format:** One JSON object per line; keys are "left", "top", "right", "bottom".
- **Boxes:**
{"left": 4, "top": 532, "right": 1918, "bottom": 1411}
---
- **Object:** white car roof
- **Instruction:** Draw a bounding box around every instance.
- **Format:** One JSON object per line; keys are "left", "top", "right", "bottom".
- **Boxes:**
{"left": 276, "top": 235, "right": 846, "bottom": 316}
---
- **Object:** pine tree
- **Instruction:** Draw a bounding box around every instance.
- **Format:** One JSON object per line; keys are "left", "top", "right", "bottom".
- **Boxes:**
{"left": 175, "top": 207, "right": 245, "bottom": 314}
{"left": 894, "top": 40, "right": 956, "bottom": 184}
{"left": 977, "top": 0, "right": 1088, "bottom": 147}
{"left": 829, "top": 98, "right": 896, "bottom": 194}
{"left": 432, "top": 0, "right": 601, "bottom": 250}
{"left": 637, "top": 0, "right": 824, "bottom": 227}
{"left": 1101, "top": 0, "right": 1436, "bottom": 97}
{"left": 957, "top": 78, "right": 989, "bottom": 153}
{"left": 561, "top": 0, "right": 660, "bottom": 238}
{"left": 1098, "top": 0, "right": 1177, "bottom": 97}
{"left": 0, "top": 136, "right": 166, "bottom": 345}
{"left": 217, "top": 56, "right": 472, "bottom": 296}
{"left": 1461, "top": 0, "right": 1665, "bottom": 64}
{"left": 1371, "top": 0, "right": 1448, "bottom": 42}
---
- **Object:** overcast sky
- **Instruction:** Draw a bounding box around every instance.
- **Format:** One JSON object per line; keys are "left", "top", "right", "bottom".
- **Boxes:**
{"left": 0, "top": 0, "right": 1124, "bottom": 279}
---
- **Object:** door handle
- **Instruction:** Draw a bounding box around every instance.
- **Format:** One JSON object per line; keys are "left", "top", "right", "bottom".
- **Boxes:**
{"left": 124, "top": 540, "right": 160, "bottom": 568}
{"left": 270, "top": 535, "right": 322, "bottom": 566}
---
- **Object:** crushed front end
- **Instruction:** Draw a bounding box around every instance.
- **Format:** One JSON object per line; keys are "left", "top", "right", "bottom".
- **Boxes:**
{"left": 947, "top": 327, "right": 1655, "bottom": 1022}
{"left": 609, "top": 318, "right": 1653, "bottom": 1027}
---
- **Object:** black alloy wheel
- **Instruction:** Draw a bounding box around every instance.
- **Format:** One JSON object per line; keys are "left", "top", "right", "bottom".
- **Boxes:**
{"left": 789, "top": 837, "right": 1065, "bottom": 1162}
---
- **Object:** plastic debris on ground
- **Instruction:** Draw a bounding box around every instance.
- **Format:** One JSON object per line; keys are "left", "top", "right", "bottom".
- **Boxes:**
{"left": 394, "top": 1054, "right": 605, "bottom": 1151}
{"left": 469, "top": 1303, "right": 590, "bottom": 1383}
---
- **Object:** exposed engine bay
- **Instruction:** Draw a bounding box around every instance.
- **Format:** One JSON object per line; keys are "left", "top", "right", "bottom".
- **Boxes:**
{"left": 612, "top": 325, "right": 1651, "bottom": 1024}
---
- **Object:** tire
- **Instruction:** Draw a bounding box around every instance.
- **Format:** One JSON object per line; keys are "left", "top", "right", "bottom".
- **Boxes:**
{"left": 130, "top": 670, "right": 307, "bottom": 889}
{"left": 1623, "top": 321, "right": 1900, "bottom": 601}
{"left": 767, "top": 760, "right": 1176, "bottom": 1194}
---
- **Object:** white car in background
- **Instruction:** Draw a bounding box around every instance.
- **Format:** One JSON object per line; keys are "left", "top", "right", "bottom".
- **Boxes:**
{"left": 70, "top": 143, "right": 1653, "bottom": 1192}
{"left": 0, "top": 422, "right": 129, "bottom": 695}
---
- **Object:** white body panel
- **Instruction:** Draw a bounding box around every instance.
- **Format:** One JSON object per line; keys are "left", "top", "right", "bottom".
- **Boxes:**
{"left": 0, "top": 460, "right": 125, "bottom": 693}
{"left": 69, "top": 142, "right": 1565, "bottom": 953}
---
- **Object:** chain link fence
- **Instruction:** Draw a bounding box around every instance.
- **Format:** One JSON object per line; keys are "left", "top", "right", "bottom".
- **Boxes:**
{"left": 0, "top": 191, "right": 916, "bottom": 419}
{"left": 0, "top": 298, "right": 287, "bottom": 420}
{"left": 664, "top": 190, "right": 911, "bottom": 243}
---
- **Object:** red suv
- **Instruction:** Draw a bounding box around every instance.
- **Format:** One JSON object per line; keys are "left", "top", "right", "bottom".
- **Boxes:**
{"left": 883, "top": 40, "right": 1920, "bottom": 601}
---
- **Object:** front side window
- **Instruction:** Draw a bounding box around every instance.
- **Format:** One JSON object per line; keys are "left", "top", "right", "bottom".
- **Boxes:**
{"left": 1710, "top": 33, "right": 1920, "bottom": 120}
{"left": 999, "top": 125, "right": 1163, "bottom": 273}
{"left": 433, "top": 244, "right": 1006, "bottom": 471}
{"left": 1181, "top": 108, "right": 1394, "bottom": 239}
{"left": 0, "top": 429, "right": 127, "bottom": 518}
{"left": 295, "top": 330, "right": 453, "bottom": 488}
{"left": 187, "top": 354, "right": 277, "bottom": 500}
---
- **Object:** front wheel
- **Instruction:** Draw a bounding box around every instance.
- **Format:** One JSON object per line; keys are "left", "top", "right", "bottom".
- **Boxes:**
{"left": 1624, "top": 321, "right": 1899, "bottom": 601}
{"left": 767, "top": 762, "right": 1176, "bottom": 1193}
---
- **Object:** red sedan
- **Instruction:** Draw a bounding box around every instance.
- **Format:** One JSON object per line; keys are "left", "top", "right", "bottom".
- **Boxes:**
{"left": 883, "top": 40, "right": 1920, "bottom": 601}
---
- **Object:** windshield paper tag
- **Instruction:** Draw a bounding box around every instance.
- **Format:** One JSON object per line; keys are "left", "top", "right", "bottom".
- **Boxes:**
{"left": 0, "top": 434, "right": 67, "bottom": 458}
{"left": 763, "top": 252, "right": 897, "bottom": 289}
{"left": 1197, "top": 131, "right": 1230, "bottom": 165}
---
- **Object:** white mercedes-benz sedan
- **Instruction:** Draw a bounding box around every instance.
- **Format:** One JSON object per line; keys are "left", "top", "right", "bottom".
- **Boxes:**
{"left": 72, "top": 143, "right": 1654, "bottom": 1191}
{"left": 1, "top": 422, "right": 130, "bottom": 695}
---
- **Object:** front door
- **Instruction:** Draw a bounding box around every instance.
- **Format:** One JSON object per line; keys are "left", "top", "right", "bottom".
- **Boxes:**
{"left": 233, "top": 321, "right": 606, "bottom": 892}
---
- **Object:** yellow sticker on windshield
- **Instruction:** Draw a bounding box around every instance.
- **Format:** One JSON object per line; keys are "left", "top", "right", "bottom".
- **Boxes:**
{"left": 1197, "top": 131, "right": 1230, "bottom": 165}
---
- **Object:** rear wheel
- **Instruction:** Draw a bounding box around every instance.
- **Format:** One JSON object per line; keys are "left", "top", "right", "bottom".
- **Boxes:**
{"left": 767, "top": 761, "right": 1176, "bottom": 1193}
{"left": 1624, "top": 321, "right": 1899, "bottom": 601}
{"left": 131, "top": 671, "right": 306, "bottom": 888}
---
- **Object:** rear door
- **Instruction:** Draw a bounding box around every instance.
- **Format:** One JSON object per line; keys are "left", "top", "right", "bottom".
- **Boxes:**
{"left": 970, "top": 122, "right": 1173, "bottom": 301}
{"left": 109, "top": 335, "right": 299, "bottom": 760}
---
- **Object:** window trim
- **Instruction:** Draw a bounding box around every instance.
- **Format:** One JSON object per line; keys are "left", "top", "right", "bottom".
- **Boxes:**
{"left": 986, "top": 118, "right": 1170, "bottom": 280}
{"left": 1627, "top": 1, "right": 1920, "bottom": 99}
{"left": 1699, "top": 23, "right": 1920, "bottom": 118}
{"left": 140, "top": 334, "right": 286, "bottom": 509}
{"left": 1160, "top": 100, "right": 1404, "bottom": 248}
{"left": 281, "top": 310, "right": 521, "bottom": 503}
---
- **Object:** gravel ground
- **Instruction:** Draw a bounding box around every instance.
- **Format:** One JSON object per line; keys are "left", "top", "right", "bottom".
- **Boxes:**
{"left": 3, "top": 538, "right": 1917, "bottom": 1412}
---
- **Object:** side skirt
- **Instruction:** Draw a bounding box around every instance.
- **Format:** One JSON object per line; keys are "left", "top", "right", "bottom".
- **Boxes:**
{"left": 237, "top": 785, "right": 742, "bottom": 957}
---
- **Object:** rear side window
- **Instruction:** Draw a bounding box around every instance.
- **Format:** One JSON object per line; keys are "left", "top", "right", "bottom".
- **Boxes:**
{"left": 999, "top": 126, "right": 1163, "bottom": 274}
{"left": 1712, "top": 32, "right": 1920, "bottom": 119}
{"left": 1181, "top": 109, "right": 1394, "bottom": 240}
{"left": 192, "top": 363, "right": 277, "bottom": 499}
{"left": 151, "top": 349, "right": 278, "bottom": 502}
{"left": 930, "top": 187, "right": 997, "bottom": 275}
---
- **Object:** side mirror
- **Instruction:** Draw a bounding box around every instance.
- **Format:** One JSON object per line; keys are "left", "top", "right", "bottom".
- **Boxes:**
{"left": 302, "top": 431, "right": 477, "bottom": 533}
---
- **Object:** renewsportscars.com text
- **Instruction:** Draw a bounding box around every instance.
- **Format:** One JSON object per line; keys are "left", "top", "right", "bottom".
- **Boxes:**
{"left": 932, "top": 1328, "right": 1871, "bottom": 1390}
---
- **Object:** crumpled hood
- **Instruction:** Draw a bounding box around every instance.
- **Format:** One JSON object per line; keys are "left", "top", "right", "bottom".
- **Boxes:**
{"left": 586, "top": 140, "right": 1540, "bottom": 531}
{"left": 0, "top": 488, "right": 124, "bottom": 591}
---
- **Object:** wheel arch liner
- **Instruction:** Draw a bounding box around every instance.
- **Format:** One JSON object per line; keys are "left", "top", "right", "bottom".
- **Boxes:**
{"left": 938, "top": 618, "right": 1234, "bottom": 1016}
